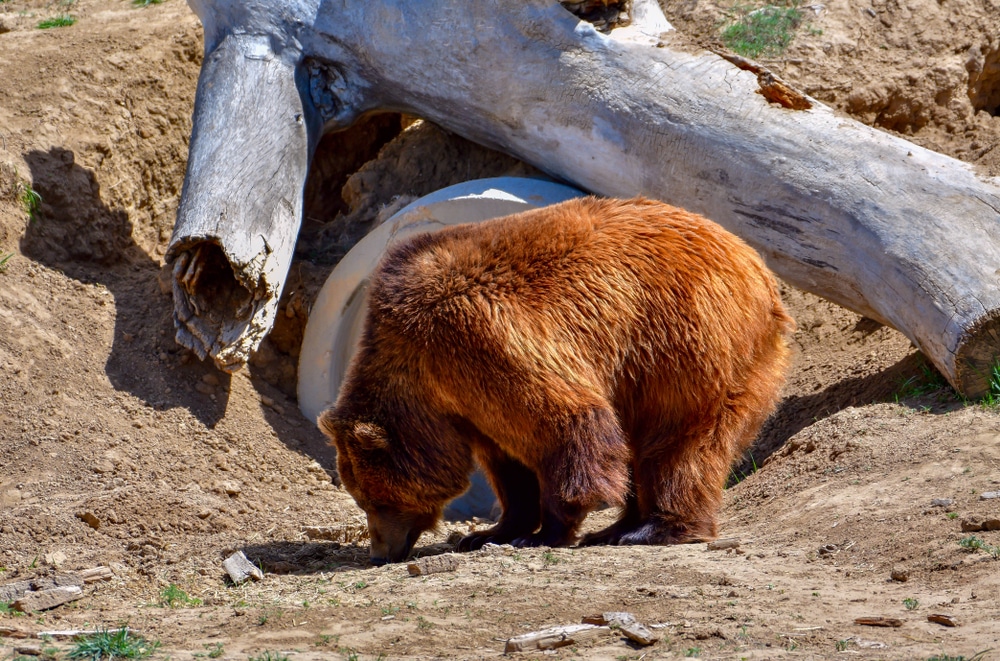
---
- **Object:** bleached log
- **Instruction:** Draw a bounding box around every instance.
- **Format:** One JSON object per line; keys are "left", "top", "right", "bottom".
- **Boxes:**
{"left": 172, "top": 0, "right": 1000, "bottom": 396}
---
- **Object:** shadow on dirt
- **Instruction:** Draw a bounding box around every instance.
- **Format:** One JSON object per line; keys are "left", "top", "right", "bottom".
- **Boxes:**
{"left": 19, "top": 147, "right": 227, "bottom": 427}
{"left": 240, "top": 539, "right": 458, "bottom": 576}
{"left": 741, "top": 350, "right": 964, "bottom": 480}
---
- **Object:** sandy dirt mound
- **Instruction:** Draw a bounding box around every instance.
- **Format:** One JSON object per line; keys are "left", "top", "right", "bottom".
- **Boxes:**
{"left": 2, "top": 0, "right": 999, "bottom": 659}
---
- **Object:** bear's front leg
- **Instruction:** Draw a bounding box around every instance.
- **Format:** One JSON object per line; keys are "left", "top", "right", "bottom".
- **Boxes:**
{"left": 457, "top": 445, "right": 541, "bottom": 552}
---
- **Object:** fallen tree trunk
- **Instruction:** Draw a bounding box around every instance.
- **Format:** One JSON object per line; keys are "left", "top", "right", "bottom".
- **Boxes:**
{"left": 170, "top": 0, "right": 1000, "bottom": 397}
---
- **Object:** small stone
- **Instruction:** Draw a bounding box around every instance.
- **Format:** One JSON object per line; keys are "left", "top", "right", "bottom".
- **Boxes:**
{"left": 706, "top": 538, "right": 740, "bottom": 551}
{"left": 197, "top": 509, "right": 212, "bottom": 519}
{"left": 76, "top": 511, "right": 101, "bottom": 530}
{"left": 890, "top": 568, "right": 908, "bottom": 582}
{"left": 854, "top": 617, "right": 903, "bottom": 628}
{"left": 261, "top": 395, "right": 275, "bottom": 407}
{"left": 222, "top": 481, "right": 242, "bottom": 497}
{"left": 927, "top": 613, "right": 960, "bottom": 627}
{"left": 43, "top": 551, "right": 68, "bottom": 568}
{"left": 930, "top": 498, "right": 953, "bottom": 507}
{"left": 818, "top": 544, "right": 839, "bottom": 556}
{"left": 202, "top": 373, "right": 221, "bottom": 387}
{"left": 407, "top": 554, "right": 461, "bottom": 576}
{"left": 979, "top": 491, "right": 1000, "bottom": 500}
{"left": 13, "top": 586, "right": 84, "bottom": 612}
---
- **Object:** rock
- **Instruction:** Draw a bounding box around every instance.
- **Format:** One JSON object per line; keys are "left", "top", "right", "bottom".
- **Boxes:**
{"left": 930, "top": 498, "right": 954, "bottom": 507}
{"left": 76, "top": 511, "right": 101, "bottom": 530}
{"left": 0, "top": 580, "right": 33, "bottom": 603}
{"left": 407, "top": 554, "right": 461, "bottom": 576}
{"left": 12, "top": 586, "right": 84, "bottom": 612}
{"left": 582, "top": 612, "right": 659, "bottom": 646}
{"left": 706, "top": 538, "right": 740, "bottom": 551}
{"left": 927, "top": 613, "right": 960, "bottom": 627}
{"left": 43, "top": 551, "right": 67, "bottom": 568}
{"left": 854, "top": 617, "right": 903, "bottom": 627}
{"left": 890, "top": 568, "right": 908, "bottom": 582}
{"left": 818, "top": 544, "right": 839, "bottom": 556}
{"left": 222, "top": 551, "right": 263, "bottom": 585}
{"left": 194, "top": 382, "right": 215, "bottom": 395}
{"left": 222, "top": 481, "right": 242, "bottom": 497}
{"left": 960, "top": 518, "right": 1000, "bottom": 532}
{"left": 979, "top": 491, "right": 1000, "bottom": 500}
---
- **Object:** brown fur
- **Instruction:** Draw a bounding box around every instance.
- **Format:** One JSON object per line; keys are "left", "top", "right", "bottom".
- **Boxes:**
{"left": 318, "top": 197, "right": 794, "bottom": 564}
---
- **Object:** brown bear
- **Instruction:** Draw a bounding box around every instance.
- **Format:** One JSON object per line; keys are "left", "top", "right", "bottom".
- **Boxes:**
{"left": 318, "top": 196, "right": 794, "bottom": 565}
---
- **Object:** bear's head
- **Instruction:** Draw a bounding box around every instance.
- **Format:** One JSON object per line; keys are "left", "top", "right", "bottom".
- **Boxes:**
{"left": 318, "top": 411, "right": 463, "bottom": 564}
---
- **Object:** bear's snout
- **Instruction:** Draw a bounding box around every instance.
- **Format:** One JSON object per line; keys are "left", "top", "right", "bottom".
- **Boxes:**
{"left": 366, "top": 510, "right": 429, "bottom": 564}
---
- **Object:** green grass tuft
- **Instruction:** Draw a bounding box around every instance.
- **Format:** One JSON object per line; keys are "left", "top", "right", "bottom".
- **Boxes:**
{"left": 131, "top": 0, "right": 163, "bottom": 6}
{"left": 157, "top": 583, "right": 202, "bottom": 608}
{"left": 37, "top": 14, "right": 76, "bottom": 28}
{"left": 721, "top": 3, "right": 803, "bottom": 59}
{"left": 0, "top": 252, "right": 12, "bottom": 273}
{"left": 67, "top": 628, "right": 160, "bottom": 661}
{"left": 247, "top": 652, "right": 290, "bottom": 661}
{"left": 18, "top": 182, "right": 41, "bottom": 221}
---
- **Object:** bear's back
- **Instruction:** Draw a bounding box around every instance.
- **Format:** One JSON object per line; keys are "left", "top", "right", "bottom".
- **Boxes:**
{"left": 363, "top": 197, "right": 790, "bottom": 433}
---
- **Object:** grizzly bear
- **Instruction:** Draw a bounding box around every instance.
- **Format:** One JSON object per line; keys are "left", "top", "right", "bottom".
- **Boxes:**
{"left": 318, "top": 197, "right": 794, "bottom": 565}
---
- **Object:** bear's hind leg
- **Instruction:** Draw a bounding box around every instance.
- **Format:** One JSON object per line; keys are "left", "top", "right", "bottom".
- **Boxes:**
{"left": 512, "top": 405, "right": 631, "bottom": 548}
{"left": 457, "top": 444, "right": 541, "bottom": 552}
{"left": 617, "top": 404, "right": 770, "bottom": 545}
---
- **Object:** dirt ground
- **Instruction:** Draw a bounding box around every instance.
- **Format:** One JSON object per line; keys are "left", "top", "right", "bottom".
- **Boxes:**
{"left": 2, "top": 0, "right": 1000, "bottom": 659}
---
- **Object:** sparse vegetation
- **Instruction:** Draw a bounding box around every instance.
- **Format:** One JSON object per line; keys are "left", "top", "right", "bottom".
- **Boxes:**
{"left": 0, "top": 251, "right": 13, "bottom": 273}
{"left": 157, "top": 583, "right": 202, "bottom": 608}
{"left": 978, "top": 361, "right": 1000, "bottom": 407}
{"left": 958, "top": 535, "right": 1000, "bottom": 559}
{"left": 927, "top": 652, "right": 992, "bottom": 661}
{"left": 247, "top": 652, "right": 290, "bottom": 661}
{"left": 131, "top": 0, "right": 163, "bottom": 6}
{"left": 903, "top": 597, "right": 919, "bottom": 610}
{"left": 37, "top": 14, "right": 76, "bottom": 28}
{"left": 720, "top": 2, "right": 804, "bottom": 59}
{"left": 67, "top": 628, "right": 160, "bottom": 661}
{"left": 0, "top": 600, "right": 24, "bottom": 615}
{"left": 895, "top": 359, "right": 950, "bottom": 401}
{"left": 18, "top": 181, "right": 41, "bottom": 221}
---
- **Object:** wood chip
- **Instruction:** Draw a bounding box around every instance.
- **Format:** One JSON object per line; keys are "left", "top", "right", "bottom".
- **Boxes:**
{"left": 0, "top": 626, "right": 31, "bottom": 638}
{"left": 407, "top": 554, "right": 461, "bottom": 576}
{"left": 504, "top": 623, "right": 609, "bottom": 653}
{"left": 706, "top": 538, "right": 740, "bottom": 551}
{"left": 928, "top": 613, "right": 960, "bottom": 627}
{"left": 222, "top": 551, "right": 264, "bottom": 585}
{"left": 854, "top": 617, "right": 903, "bottom": 628}
{"left": 78, "top": 567, "right": 113, "bottom": 583}
{"left": 12, "top": 586, "right": 84, "bottom": 612}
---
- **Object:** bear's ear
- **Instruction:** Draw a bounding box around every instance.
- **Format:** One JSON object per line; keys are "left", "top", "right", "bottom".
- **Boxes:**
{"left": 352, "top": 422, "right": 390, "bottom": 451}
{"left": 316, "top": 409, "right": 348, "bottom": 444}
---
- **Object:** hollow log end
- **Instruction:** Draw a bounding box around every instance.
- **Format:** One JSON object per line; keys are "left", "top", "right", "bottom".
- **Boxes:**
{"left": 168, "top": 239, "right": 274, "bottom": 373}
{"left": 953, "top": 312, "right": 1000, "bottom": 400}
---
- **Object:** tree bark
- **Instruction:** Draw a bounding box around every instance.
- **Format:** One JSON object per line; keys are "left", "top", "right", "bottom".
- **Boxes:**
{"left": 171, "top": 0, "right": 1000, "bottom": 396}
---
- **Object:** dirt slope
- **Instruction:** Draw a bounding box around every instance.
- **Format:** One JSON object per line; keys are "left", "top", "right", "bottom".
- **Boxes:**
{"left": 1, "top": 1, "right": 999, "bottom": 660}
